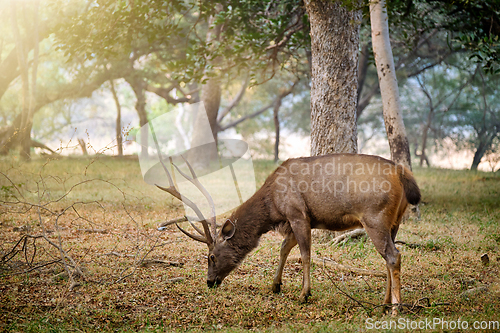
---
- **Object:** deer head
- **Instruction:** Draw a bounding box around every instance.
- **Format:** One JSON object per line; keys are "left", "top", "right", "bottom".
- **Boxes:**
{"left": 155, "top": 153, "right": 240, "bottom": 288}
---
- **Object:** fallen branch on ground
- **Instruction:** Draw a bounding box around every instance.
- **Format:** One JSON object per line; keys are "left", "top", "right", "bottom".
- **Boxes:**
{"left": 330, "top": 229, "right": 366, "bottom": 245}
{"left": 77, "top": 229, "right": 108, "bottom": 234}
{"left": 165, "top": 277, "right": 185, "bottom": 283}
{"left": 459, "top": 286, "right": 489, "bottom": 298}
{"left": 394, "top": 240, "right": 423, "bottom": 249}
{"left": 140, "top": 259, "right": 184, "bottom": 268}
{"left": 319, "top": 260, "right": 375, "bottom": 314}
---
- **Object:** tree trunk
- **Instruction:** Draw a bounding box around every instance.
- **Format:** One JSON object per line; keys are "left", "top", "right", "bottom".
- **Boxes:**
{"left": 472, "top": 70, "right": 499, "bottom": 170}
{"left": 418, "top": 133, "right": 430, "bottom": 167}
{"left": 127, "top": 76, "right": 148, "bottom": 159}
{"left": 26, "top": 0, "right": 40, "bottom": 159}
{"left": 304, "top": 0, "right": 361, "bottom": 241}
{"left": 370, "top": 0, "right": 411, "bottom": 169}
{"left": 193, "top": 77, "right": 220, "bottom": 154}
{"left": 471, "top": 131, "right": 496, "bottom": 170}
{"left": 418, "top": 108, "right": 433, "bottom": 167}
{"left": 191, "top": 5, "right": 223, "bottom": 167}
{"left": 471, "top": 138, "right": 487, "bottom": 171}
{"left": 357, "top": 42, "right": 370, "bottom": 106}
{"left": 0, "top": 20, "right": 48, "bottom": 101}
{"left": 0, "top": 114, "right": 22, "bottom": 155}
{"left": 110, "top": 80, "right": 123, "bottom": 156}
{"left": 10, "top": 1, "right": 32, "bottom": 160}
{"left": 305, "top": 0, "right": 361, "bottom": 156}
{"left": 273, "top": 97, "right": 281, "bottom": 163}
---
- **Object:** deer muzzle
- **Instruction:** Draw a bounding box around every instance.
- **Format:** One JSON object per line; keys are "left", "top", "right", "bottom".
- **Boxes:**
{"left": 207, "top": 277, "right": 222, "bottom": 288}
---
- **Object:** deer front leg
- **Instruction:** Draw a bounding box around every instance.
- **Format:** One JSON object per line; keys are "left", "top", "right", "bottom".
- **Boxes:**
{"left": 272, "top": 232, "right": 297, "bottom": 293}
{"left": 384, "top": 266, "right": 392, "bottom": 305}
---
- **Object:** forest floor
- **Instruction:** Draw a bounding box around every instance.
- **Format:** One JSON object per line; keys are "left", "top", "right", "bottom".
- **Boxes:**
{"left": 0, "top": 155, "right": 499, "bottom": 332}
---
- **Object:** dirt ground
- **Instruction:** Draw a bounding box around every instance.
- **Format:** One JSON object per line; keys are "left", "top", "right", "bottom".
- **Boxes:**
{"left": 1, "top": 157, "right": 499, "bottom": 332}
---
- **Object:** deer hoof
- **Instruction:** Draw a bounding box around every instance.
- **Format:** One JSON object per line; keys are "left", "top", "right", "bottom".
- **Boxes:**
{"left": 380, "top": 304, "right": 391, "bottom": 315}
{"left": 298, "top": 292, "right": 311, "bottom": 304}
{"left": 272, "top": 282, "right": 282, "bottom": 293}
{"left": 382, "top": 304, "right": 401, "bottom": 316}
{"left": 391, "top": 304, "right": 402, "bottom": 317}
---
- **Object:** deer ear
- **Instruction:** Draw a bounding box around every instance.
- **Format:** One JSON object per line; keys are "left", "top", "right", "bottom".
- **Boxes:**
{"left": 221, "top": 219, "right": 235, "bottom": 240}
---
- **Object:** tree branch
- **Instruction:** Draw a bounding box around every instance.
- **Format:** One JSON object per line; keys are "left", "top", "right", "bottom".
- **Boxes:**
{"left": 0, "top": 20, "right": 50, "bottom": 100}
{"left": 217, "top": 75, "right": 249, "bottom": 123}
{"left": 218, "top": 80, "right": 298, "bottom": 132}
{"left": 146, "top": 84, "right": 192, "bottom": 104}
{"left": 265, "top": 22, "right": 304, "bottom": 52}
{"left": 357, "top": 83, "right": 379, "bottom": 119}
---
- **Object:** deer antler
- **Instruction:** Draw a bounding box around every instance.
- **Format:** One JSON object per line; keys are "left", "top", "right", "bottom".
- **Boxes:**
{"left": 149, "top": 125, "right": 216, "bottom": 246}
{"left": 174, "top": 155, "right": 217, "bottom": 237}
{"left": 158, "top": 216, "right": 222, "bottom": 231}
{"left": 155, "top": 155, "right": 216, "bottom": 246}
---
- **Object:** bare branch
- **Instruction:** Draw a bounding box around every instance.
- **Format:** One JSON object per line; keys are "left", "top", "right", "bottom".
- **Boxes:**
{"left": 158, "top": 216, "right": 190, "bottom": 229}
{"left": 140, "top": 259, "right": 183, "bottom": 268}
{"left": 218, "top": 101, "right": 276, "bottom": 132}
{"left": 217, "top": 75, "right": 250, "bottom": 123}
{"left": 218, "top": 79, "right": 299, "bottom": 132}
{"left": 357, "top": 84, "right": 379, "bottom": 119}
{"left": 146, "top": 84, "right": 192, "bottom": 104}
{"left": 265, "top": 22, "right": 304, "bottom": 52}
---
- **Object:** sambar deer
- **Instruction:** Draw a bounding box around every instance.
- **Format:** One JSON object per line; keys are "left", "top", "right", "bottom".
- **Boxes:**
{"left": 158, "top": 153, "right": 420, "bottom": 313}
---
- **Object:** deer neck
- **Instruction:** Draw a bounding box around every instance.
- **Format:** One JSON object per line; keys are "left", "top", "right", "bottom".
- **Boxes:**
{"left": 225, "top": 187, "right": 273, "bottom": 262}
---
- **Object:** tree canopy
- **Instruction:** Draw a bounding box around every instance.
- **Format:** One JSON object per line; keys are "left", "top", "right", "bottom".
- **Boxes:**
{"left": 0, "top": 0, "right": 498, "bottom": 170}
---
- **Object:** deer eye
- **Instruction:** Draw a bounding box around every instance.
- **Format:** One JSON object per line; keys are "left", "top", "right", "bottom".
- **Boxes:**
{"left": 210, "top": 254, "right": 215, "bottom": 262}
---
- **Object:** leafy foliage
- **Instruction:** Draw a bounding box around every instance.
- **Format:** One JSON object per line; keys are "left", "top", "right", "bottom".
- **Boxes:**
{"left": 388, "top": 0, "right": 500, "bottom": 73}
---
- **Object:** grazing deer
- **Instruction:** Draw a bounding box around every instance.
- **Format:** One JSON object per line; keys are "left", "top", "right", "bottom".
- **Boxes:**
{"left": 158, "top": 153, "right": 420, "bottom": 313}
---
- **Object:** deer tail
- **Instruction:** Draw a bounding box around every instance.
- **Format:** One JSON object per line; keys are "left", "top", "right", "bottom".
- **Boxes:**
{"left": 398, "top": 166, "right": 421, "bottom": 205}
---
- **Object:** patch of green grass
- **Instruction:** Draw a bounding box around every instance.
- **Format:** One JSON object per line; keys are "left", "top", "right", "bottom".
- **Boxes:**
{"left": 0, "top": 157, "right": 499, "bottom": 332}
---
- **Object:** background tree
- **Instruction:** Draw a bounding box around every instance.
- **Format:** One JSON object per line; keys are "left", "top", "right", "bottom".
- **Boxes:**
{"left": 451, "top": 70, "right": 500, "bottom": 170}
{"left": 412, "top": 64, "right": 477, "bottom": 167}
{"left": 304, "top": 0, "right": 361, "bottom": 156}
{"left": 370, "top": 0, "right": 411, "bottom": 168}
{"left": 109, "top": 80, "right": 123, "bottom": 156}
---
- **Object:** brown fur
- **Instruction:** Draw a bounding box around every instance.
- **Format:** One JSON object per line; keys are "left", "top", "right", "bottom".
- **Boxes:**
{"left": 205, "top": 153, "right": 420, "bottom": 314}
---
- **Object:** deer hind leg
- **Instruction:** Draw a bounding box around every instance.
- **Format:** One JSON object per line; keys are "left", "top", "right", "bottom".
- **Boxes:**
{"left": 363, "top": 223, "right": 401, "bottom": 315}
{"left": 384, "top": 224, "right": 400, "bottom": 305}
{"left": 272, "top": 232, "right": 297, "bottom": 293}
{"left": 288, "top": 219, "right": 312, "bottom": 304}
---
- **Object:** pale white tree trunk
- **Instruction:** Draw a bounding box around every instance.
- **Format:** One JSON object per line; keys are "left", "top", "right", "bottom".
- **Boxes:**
{"left": 370, "top": 0, "right": 411, "bottom": 169}
{"left": 371, "top": 0, "right": 419, "bottom": 221}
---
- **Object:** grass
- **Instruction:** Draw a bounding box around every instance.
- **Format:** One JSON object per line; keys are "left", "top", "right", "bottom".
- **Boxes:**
{"left": 1, "top": 155, "right": 499, "bottom": 332}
